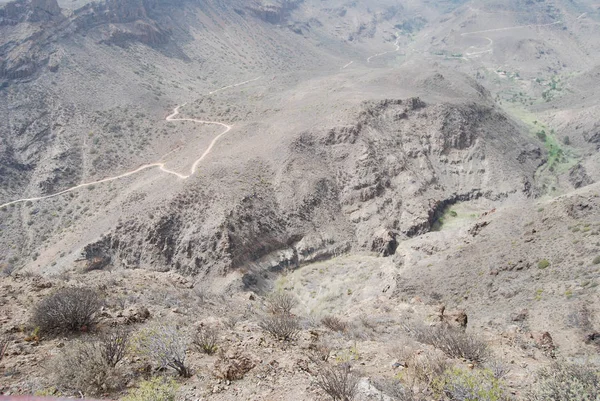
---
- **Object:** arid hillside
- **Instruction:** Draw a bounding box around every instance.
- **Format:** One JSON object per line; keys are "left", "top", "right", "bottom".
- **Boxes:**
{"left": 0, "top": 0, "right": 599, "bottom": 400}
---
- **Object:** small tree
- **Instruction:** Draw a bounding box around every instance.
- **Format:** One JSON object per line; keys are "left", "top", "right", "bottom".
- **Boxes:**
{"left": 31, "top": 287, "right": 102, "bottom": 333}
{"left": 133, "top": 325, "right": 190, "bottom": 377}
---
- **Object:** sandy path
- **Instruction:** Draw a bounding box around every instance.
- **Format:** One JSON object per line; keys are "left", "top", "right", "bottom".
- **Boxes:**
{"left": 0, "top": 78, "right": 261, "bottom": 209}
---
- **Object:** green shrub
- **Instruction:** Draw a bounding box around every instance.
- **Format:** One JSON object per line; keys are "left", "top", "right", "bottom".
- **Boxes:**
{"left": 593, "top": 256, "right": 600, "bottom": 265}
{"left": 538, "top": 259, "right": 550, "bottom": 269}
{"left": 122, "top": 377, "right": 178, "bottom": 401}
{"left": 433, "top": 368, "right": 509, "bottom": 401}
{"left": 528, "top": 362, "right": 600, "bottom": 401}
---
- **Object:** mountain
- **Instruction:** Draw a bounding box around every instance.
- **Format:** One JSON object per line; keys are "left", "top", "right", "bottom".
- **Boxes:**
{"left": 0, "top": 0, "right": 599, "bottom": 399}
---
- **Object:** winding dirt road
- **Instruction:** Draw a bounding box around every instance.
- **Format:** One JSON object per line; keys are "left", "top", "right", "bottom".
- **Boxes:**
{"left": 367, "top": 35, "right": 400, "bottom": 63}
{"left": 0, "top": 78, "right": 261, "bottom": 209}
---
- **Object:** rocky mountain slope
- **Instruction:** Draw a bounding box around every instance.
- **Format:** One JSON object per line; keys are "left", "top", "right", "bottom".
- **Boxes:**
{"left": 0, "top": 0, "right": 599, "bottom": 399}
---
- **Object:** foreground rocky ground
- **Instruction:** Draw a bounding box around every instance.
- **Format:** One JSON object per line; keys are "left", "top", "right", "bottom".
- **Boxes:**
{"left": 1, "top": 182, "right": 599, "bottom": 400}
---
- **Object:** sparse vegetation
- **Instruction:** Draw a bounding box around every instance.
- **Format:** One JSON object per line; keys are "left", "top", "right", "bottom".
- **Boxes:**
{"left": 133, "top": 324, "right": 190, "bottom": 377}
{"left": 372, "top": 377, "right": 420, "bottom": 401}
{"left": 193, "top": 326, "right": 219, "bottom": 355}
{"left": 122, "top": 377, "right": 178, "bottom": 401}
{"left": 593, "top": 255, "right": 600, "bottom": 265}
{"left": 31, "top": 287, "right": 102, "bottom": 334}
{"left": 405, "top": 349, "right": 450, "bottom": 387}
{"left": 433, "top": 367, "right": 509, "bottom": 401}
{"left": 321, "top": 315, "right": 349, "bottom": 332}
{"left": 315, "top": 362, "right": 359, "bottom": 401}
{"left": 412, "top": 325, "right": 489, "bottom": 363}
{"left": 99, "top": 327, "right": 130, "bottom": 367}
{"left": 52, "top": 338, "right": 125, "bottom": 396}
{"left": 266, "top": 291, "right": 298, "bottom": 315}
{"left": 259, "top": 311, "right": 300, "bottom": 341}
{"left": 538, "top": 259, "right": 550, "bottom": 269}
{"left": 528, "top": 362, "right": 600, "bottom": 401}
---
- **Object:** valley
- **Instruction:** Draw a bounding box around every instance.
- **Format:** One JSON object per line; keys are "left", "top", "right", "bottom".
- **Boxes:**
{"left": 0, "top": 0, "right": 599, "bottom": 400}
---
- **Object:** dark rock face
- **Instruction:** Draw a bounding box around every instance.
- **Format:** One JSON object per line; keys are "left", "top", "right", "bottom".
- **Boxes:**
{"left": 0, "top": 0, "right": 62, "bottom": 25}
{"left": 569, "top": 163, "right": 593, "bottom": 189}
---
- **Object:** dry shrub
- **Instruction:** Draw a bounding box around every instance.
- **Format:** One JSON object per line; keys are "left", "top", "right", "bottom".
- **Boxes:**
{"left": 224, "top": 315, "right": 240, "bottom": 330}
{"left": 31, "top": 287, "right": 102, "bottom": 334}
{"left": 406, "top": 350, "right": 450, "bottom": 387}
{"left": 321, "top": 316, "right": 348, "bottom": 333}
{"left": 485, "top": 359, "right": 511, "bottom": 380}
{"left": 528, "top": 362, "right": 600, "bottom": 401}
{"left": 259, "top": 312, "right": 300, "bottom": 341}
{"left": 266, "top": 291, "right": 298, "bottom": 315}
{"left": 315, "top": 362, "right": 359, "bottom": 401}
{"left": 52, "top": 339, "right": 125, "bottom": 396}
{"left": 412, "top": 325, "right": 489, "bottom": 363}
{"left": 308, "top": 338, "right": 332, "bottom": 362}
{"left": 132, "top": 324, "right": 190, "bottom": 377}
{"left": 100, "top": 327, "right": 129, "bottom": 367}
{"left": 193, "top": 326, "right": 219, "bottom": 355}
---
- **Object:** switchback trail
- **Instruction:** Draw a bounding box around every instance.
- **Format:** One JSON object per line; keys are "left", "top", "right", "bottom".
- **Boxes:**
{"left": 0, "top": 77, "right": 261, "bottom": 209}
